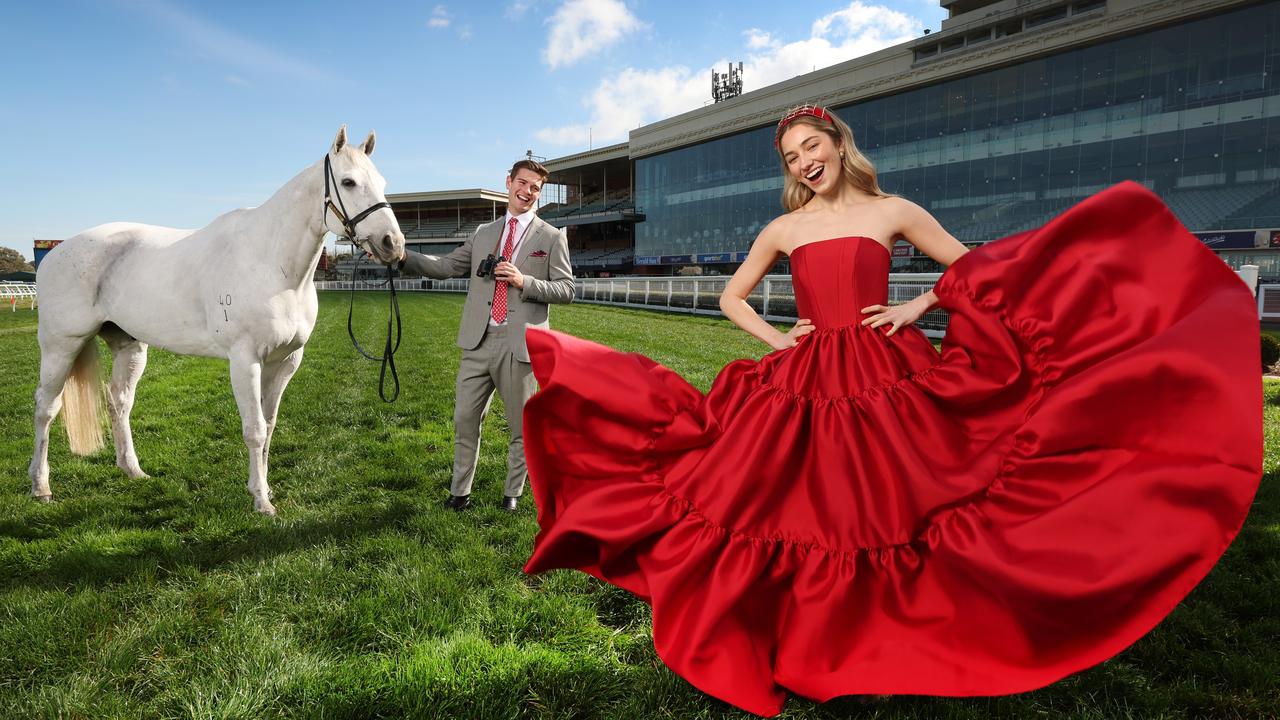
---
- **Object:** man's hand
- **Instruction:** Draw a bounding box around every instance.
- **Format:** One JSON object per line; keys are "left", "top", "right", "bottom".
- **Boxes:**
{"left": 494, "top": 261, "right": 524, "bottom": 289}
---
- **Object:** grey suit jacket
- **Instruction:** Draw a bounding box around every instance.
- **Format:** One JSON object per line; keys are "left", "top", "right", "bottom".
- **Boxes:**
{"left": 401, "top": 215, "right": 574, "bottom": 362}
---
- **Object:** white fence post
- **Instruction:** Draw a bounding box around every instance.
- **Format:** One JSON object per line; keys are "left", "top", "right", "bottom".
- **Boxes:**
{"left": 1238, "top": 265, "right": 1259, "bottom": 296}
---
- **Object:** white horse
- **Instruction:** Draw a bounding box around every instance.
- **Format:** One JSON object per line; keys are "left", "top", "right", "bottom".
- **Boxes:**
{"left": 30, "top": 126, "right": 404, "bottom": 514}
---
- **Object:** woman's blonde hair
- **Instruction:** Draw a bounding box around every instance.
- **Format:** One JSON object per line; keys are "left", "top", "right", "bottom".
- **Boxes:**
{"left": 776, "top": 108, "right": 890, "bottom": 212}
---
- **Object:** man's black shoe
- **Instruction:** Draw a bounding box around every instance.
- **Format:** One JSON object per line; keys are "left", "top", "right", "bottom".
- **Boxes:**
{"left": 500, "top": 495, "right": 519, "bottom": 513}
{"left": 443, "top": 494, "right": 471, "bottom": 511}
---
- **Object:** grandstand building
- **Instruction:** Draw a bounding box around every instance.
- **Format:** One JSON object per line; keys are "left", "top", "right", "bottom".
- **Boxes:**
{"left": 385, "top": 149, "right": 644, "bottom": 278}
{"left": 343, "top": 189, "right": 507, "bottom": 279}
{"left": 539, "top": 143, "right": 641, "bottom": 277}
{"left": 530, "top": 0, "right": 1280, "bottom": 278}
{"left": 390, "top": 188, "right": 508, "bottom": 255}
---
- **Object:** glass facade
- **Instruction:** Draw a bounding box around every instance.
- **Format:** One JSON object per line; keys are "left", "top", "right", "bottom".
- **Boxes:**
{"left": 635, "top": 124, "right": 780, "bottom": 261}
{"left": 635, "top": 1, "right": 1280, "bottom": 266}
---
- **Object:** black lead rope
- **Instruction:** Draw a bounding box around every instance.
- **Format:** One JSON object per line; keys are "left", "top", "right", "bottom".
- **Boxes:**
{"left": 346, "top": 260, "right": 403, "bottom": 402}
{"left": 323, "top": 151, "right": 401, "bottom": 403}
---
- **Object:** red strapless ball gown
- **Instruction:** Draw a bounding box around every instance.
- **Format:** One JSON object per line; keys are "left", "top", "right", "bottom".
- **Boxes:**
{"left": 520, "top": 181, "right": 1262, "bottom": 717}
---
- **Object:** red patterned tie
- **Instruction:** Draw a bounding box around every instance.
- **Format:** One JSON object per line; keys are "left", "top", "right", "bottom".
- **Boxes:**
{"left": 491, "top": 217, "right": 519, "bottom": 323}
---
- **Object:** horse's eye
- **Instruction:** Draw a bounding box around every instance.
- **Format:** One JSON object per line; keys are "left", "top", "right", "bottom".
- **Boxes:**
{"left": 342, "top": 178, "right": 356, "bottom": 188}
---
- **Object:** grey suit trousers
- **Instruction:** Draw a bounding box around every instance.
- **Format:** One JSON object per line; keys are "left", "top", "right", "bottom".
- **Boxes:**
{"left": 451, "top": 324, "right": 539, "bottom": 498}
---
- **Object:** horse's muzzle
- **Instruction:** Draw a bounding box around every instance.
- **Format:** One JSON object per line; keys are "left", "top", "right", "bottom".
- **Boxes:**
{"left": 362, "top": 233, "right": 405, "bottom": 265}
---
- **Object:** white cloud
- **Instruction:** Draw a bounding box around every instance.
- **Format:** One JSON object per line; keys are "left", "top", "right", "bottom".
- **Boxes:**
{"left": 535, "top": 1, "right": 922, "bottom": 147}
{"left": 429, "top": 5, "right": 451, "bottom": 28}
{"left": 506, "top": 1, "right": 534, "bottom": 19}
{"left": 536, "top": 66, "right": 705, "bottom": 146}
{"left": 126, "top": 0, "right": 331, "bottom": 84}
{"left": 544, "top": 0, "right": 647, "bottom": 70}
{"left": 744, "top": 28, "right": 774, "bottom": 50}
{"left": 748, "top": 1, "right": 919, "bottom": 88}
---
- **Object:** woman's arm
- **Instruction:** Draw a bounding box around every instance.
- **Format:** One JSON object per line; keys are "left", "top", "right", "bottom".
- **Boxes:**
{"left": 861, "top": 199, "right": 969, "bottom": 336}
{"left": 720, "top": 220, "right": 814, "bottom": 350}
{"left": 897, "top": 198, "right": 970, "bottom": 267}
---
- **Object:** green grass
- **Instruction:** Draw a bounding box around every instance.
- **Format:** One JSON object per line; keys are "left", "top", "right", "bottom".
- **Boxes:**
{"left": 0, "top": 294, "right": 1276, "bottom": 719}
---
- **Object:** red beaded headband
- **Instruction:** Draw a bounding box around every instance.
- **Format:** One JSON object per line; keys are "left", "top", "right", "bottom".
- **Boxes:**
{"left": 774, "top": 104, "right": 833, "bottom": 147}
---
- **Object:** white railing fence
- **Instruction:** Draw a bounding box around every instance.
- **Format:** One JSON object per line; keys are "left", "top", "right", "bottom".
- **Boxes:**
{"left": 318, "top": 274, "right": 951, "bottom": 337}
{"left": 4, "top": 264, "right": 1263, "bottom": 326}
{"left": 0, "top": 282, "right": 37, "bottom": 311}
{"left": 321, "top": 264, "right": 1267, "bottom": 338}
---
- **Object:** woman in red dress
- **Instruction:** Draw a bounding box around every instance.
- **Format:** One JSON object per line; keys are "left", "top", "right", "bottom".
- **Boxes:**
{"left": 520, "top": 104, "right": 1261, "bottom": 717}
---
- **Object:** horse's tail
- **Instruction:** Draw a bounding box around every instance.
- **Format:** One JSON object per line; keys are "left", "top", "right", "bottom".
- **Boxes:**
{"left": 62, "top": 341, "right": 106, "bottom": 456}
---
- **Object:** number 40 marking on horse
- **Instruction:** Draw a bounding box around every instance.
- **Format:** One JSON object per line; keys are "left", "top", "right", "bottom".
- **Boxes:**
{"left": 218, "top": 293, "right": 232, "bottom": 321}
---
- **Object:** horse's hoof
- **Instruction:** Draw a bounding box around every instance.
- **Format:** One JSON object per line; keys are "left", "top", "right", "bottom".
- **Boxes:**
{"left": 255, "top": 503, "right": 277, "bottom": 516}
{"left": 119, "top": 462, "right": 150, "bottom": 479}
{"left": 31, "top": 493, "right": 52, "bottom": 504}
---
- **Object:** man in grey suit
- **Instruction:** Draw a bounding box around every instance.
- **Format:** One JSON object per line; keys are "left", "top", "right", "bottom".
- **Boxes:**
{"left": 399, "top": 159, "right": 574, "bottom": 512}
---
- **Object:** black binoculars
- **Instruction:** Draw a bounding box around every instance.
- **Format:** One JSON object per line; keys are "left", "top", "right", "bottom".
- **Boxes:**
{"left": 476, "top": 254, "right": 507, "bottom": 278}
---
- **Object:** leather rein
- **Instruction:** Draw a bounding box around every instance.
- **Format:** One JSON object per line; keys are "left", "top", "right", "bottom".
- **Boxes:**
{"left": 324, "top": 153, "right": 402, "bottom": 403}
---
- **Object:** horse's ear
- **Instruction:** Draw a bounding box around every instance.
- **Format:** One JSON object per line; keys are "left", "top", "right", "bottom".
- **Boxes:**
{"left": 331, "top": 125, "right": 348, "bottom": 154}
{"left": 361, "top": 130, "right": 376, "bottom": 157}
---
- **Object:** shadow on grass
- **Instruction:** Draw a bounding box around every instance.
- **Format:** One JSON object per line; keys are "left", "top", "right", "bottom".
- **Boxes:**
{"left": 0, "top": 499, "right": 421, "bottom": 592}
{"left": 0, "top": 502, "right": 101, "bottom": 541}
{"left": 1234, "top": 467, "right": 1280, "bottom": 559}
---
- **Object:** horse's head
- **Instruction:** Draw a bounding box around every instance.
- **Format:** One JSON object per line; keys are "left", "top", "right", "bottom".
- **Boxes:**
{"left": 323, "top": 126, "right": 405, "bottom": 265}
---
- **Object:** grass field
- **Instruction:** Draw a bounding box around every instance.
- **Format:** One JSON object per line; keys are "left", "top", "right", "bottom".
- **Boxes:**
{"left": 1, "top": 292, "right": 1276, "bottom": 719}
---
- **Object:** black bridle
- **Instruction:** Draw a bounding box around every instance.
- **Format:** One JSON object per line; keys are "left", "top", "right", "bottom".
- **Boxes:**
{"left": 324, "top": 153, "right": 392, "bottom": 241}
{"left": 324, "top": 153, "right": 402, "bottom": 403}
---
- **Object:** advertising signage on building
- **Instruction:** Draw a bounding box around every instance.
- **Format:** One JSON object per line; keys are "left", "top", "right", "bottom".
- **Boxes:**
{"left": 696, "top": 253, "right": 732, "bottom": 264}
{"left": 1270, "top": 230, "right": 1280, "bottom": 248}
{"left": 659, "top": 254, "right": 693, "bottom": 264}
{"left": 1193, "top": 231, "right": 1256, "bottom": 250}
{"left": 32, "top": 239, "right": 65, "bottom": 269}
{"left": 635, "top": 256, "right": 661, "bottom": 265}
{"left": 892, "top": 241, "right": 913, "bottom": 257}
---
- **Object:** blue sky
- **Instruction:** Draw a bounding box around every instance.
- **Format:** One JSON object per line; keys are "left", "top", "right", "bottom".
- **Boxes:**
{"left": 0, "top": 0, "right": 946, "bottom": 259}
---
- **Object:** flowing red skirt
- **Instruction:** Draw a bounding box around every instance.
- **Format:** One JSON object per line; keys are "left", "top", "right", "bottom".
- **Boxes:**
{"left": 521, "top": 182, "right": 1261, "bottom": 716}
